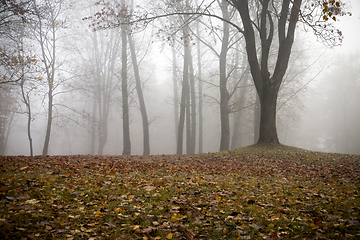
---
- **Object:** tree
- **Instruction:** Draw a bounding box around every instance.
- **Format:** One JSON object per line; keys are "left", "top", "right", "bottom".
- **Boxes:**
{"left": 18, "top": 36, "right": 38, "bottom": 157}
{"left": 171, "top": 36, "right": 180, "bottom": 148}
{"left": 229, "top": 0, "right": 348, "bottom": 145}
{"left": 31, "top": 0, "right": 67, "bottom": 155}
{"left": 218, "top": 0, "right": 231, "bottom": 151}
{"left": 177, "top": 17, "right": 191, "bottom": 154}
{"left": 128, "top": 34, "right": 150, "bottom": 155}
{"left": 127, "top": 0, "right": 151, "bottom": 156}
{"left": 120, "top": 0, "right": 131, "bottom": 155}
{"left": 195, "top": 3, "right": 203, "bottom": 153}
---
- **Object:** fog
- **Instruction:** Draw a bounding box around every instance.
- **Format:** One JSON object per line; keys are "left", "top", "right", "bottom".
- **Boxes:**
{"left": 1, "top": 0, "right": 359, "bottom": 156}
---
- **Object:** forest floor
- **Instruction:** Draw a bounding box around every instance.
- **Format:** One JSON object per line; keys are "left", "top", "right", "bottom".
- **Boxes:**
{"left": 0, "top": 144, "right": 359, "bottom": 240}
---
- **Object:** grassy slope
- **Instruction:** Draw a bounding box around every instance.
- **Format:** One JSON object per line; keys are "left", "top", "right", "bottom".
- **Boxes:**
{"left": 0, "top": 145, "right": 359, "bottom": 239}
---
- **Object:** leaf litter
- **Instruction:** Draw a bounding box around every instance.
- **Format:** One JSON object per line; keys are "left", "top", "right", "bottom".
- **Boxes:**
{"left": 0, "top": 144, "right": 359, "bottom": 239}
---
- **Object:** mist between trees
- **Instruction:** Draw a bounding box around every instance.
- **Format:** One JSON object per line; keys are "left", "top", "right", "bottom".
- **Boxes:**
{"left": 0, "top": 0, "right": 359, "bottom": 156}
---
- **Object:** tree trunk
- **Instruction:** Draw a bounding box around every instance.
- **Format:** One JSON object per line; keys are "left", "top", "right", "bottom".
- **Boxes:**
{"left": 189, "top": 51, "right": 196, "bottom": 154}
{"left": 176, "top": 29, "right": 190, "bottom": 154}
{"left": 121, "top": 20, "right": 131, "bottom": 155}
{"left": 42, "top": 86, "right": 53, "bottom": 156}
{"left": 20, "top": 41, "right": 34, "bottom": 157}
{"left": 128, "top": 35, "right": 150, "bottom": 155}
{"left": 39, "top": 15, "right": 56, "bottom": 156}
{"left": 186, "top": 82, "right": 191, "bottom": 154}
{"left": 90, "top": 95, "right": 97, "bottom": 155}
{"left": 230, "top": 38, "right": 243, "bottom": 150}
{"left": 230, "top": 112, "right": 240, "bottom": 149}
{"left": 172, "top": 38, "right": 179, "bottom": 145}
{"left": 196, "top": 18, "right": 203, "bottom": 153}
{"left": 33, "top": 1, "right": 59, "bottom": 156}
{"left": 219, "top": 0, "right": 230, "bottom": 151}
{"left": 24, "top": 91, "right": 33, "bottom": 156}
{"left": 258, "top": 84, "right": 280, "bottom": 144}
{"left": 98, "top": 98, "right": 109, "bottom": 155}
{"left": 254, "top": 92, "right": 260, "bottom": 143}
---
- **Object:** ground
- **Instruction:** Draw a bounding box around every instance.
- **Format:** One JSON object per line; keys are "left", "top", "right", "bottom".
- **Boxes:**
{"left": 0, "top": 144, "right": 359, "bottom": 239}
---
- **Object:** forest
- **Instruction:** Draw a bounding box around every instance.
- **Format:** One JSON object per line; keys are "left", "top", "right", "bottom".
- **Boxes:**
{"left": 1, "top": 0, "right": 359, "bottom": 156}
{"left": 1, "top": 1, "right": 360, "bottom": 239}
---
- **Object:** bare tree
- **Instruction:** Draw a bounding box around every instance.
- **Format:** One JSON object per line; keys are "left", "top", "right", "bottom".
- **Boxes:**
{"left": 128, "top": 34, "right": 150, "bottom": 155}
{"left": 229, "top": 0, "right": 348, "bottom": 144}
{"left": 195, "top": 10, "right": 203, "bottom": 153}
{"left": 120, "top": 0, "right": 131, "bottom": 155}
{"left": 177, "top": 20, "right": 191, "bottom": 154}
{"left": 31, "top": 0, "right": 67, "bottom": 155}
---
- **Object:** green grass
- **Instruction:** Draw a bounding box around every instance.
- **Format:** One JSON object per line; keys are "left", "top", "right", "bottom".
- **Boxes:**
{"left": 1, "top": 144, "right": 359, "bottom": 239}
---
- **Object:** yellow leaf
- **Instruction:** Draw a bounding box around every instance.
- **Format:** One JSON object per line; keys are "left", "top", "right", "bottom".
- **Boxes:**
{"left": 310, "top": 223, "right": 318, "bottom": 229}
{"left": 166, "top": 233, "right": 173, "bottom": 239}
{"left": 132, "top": 225, "right": 140, "bottom": 230}
{"left": 45, "top": 225, "right": 52, "bottom": 230}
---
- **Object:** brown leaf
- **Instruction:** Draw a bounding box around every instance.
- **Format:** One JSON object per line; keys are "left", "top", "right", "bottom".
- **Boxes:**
{"left": 183, "top": 229, "right": 195, "bottom": 240}
{"left": 141, "top": 226, "right": 156, "bottom": 234}
{"left": 266, "top": 230, "right": 278, "bottom": 240}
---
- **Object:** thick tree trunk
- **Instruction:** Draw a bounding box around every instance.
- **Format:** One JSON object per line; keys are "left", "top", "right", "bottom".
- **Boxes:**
{"left": 128, "top": 35, "right": 150, "bottom": 155}
{"left": 258, "top": 85, "right": 280, "bottom": 144}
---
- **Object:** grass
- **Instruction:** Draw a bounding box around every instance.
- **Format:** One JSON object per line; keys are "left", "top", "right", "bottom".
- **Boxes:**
{"left": 0, "top": 144, "right": 359, "bottom": 239}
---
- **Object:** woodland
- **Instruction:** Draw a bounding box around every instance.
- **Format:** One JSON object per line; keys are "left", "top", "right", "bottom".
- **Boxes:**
{"left": 1, "top": 0, "right": 360, "bottom": 239}
{"left": 1, "top": 0, "right": 359, "bottom": 156}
